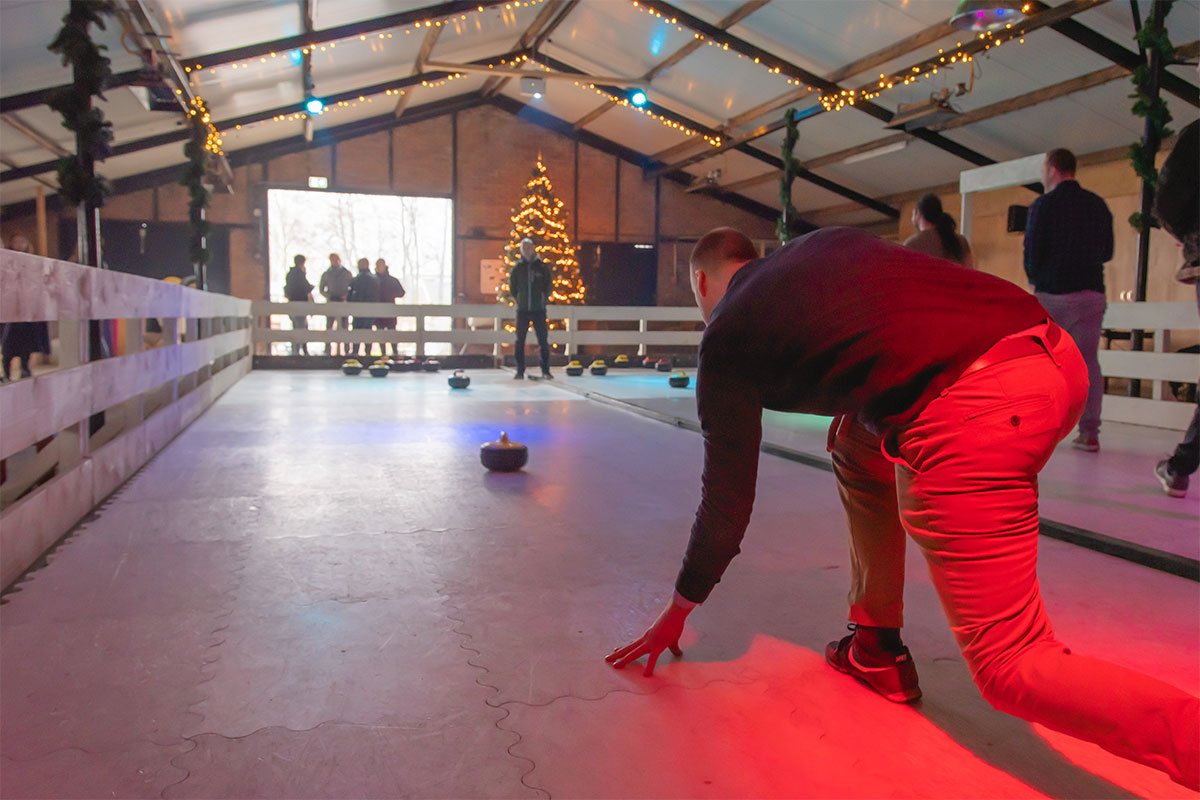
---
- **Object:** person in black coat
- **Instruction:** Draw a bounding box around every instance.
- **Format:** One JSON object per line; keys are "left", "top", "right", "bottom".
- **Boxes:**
{"left": 509, "top": 239, "right": 553, "bottom": 379}
{"left": 347, "top": 258, "right": 380, "bottom": 358}
{"left": 284, "top": 254, "right": 315, "bottom": 356}
{"left": 1, "top": 234, "right": 51, "bottom": 382}
{"left": 1152, "top": 119, "right": 1199, "bottom": 498}
{"left": 373, "top": 258, "right": 406, "bottom": 358}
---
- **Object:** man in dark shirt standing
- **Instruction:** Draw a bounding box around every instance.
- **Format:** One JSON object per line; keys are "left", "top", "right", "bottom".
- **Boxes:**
{"left": 510, "top": 238, "right": 553, "bottom": 380}
{"left": 374, "top": 258, "right": 406, "bottom": 359}
{"left": 347, "top": 258, "right": 379, "bottom": 359}
{"left": 283, "top": 254, "right": 315, "bottom": 356}
{"left": 606, "top": 227, "right": 1198, "bottom": 790}
{"left": 1024, "top": 148, "right": 1113, "bottom": 452}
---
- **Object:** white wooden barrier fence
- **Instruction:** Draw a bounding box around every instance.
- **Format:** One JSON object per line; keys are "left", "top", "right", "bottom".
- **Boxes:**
{"left": 255, "top": 299, "right": 1198, "bottom": 429}
{"left": 1098, "top": 301, "right": 1199, "bottom": 429}
{"left": 250, "top": 301, "right": 705, "bottom": 356}
{"left": 0, "top": 251, "right": 252, "bottom": 588}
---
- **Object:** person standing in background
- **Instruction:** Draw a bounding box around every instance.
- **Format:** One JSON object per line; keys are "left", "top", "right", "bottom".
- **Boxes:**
{"left": 0, "top": 234, "right": 52, "bottom": 382}
{"left": 1023, "top": 148, "right": 1113, "bottom": 453}
{"left": 1151, "top": 119, "right": 1199, "bottom": 497}
{"left": 319, "top": 253, "right": 352, "bottom": 357}
{"left": 284, "top": 254, "right": 315, "bottom": 356}
{"left": 374, "top": 258, "right": 406, "bottom": 359}
{"left": 347, "top": 258, "right": 379, "bottom": 359}
{"left": 510, "top": 238, "right": 553, "bottom": 380}
{"left": 904, "top": 194, "right": 973, "bottom": 268}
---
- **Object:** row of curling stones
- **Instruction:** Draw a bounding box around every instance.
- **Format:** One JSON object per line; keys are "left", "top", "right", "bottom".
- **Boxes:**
{"left": 341, "top": 357, "right": 440, "bottom": 376}
{"left": 565, "top": 359, "right": 610, "bottom": 376}
{"left": 564, "top": 356, "right": 678, "bottom": 377}
{"left": 480, "top": 431, "right": 527, "bottom": 472}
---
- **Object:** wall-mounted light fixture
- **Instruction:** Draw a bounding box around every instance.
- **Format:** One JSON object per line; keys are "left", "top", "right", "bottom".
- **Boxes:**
{"left": 950, "top": 0, "right": 1028, "bottom": 31}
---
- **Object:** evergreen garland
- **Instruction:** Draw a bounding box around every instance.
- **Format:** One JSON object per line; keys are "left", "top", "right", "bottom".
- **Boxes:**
{"left": 776, "top": 109, "right": 804, "bottom": 243}
{"left": 181, "top": 106, "right": 212, "bottom": 269}
{"left": 46, "top": 0, "right": 116, "bottom": 209}
{"left": 1127, "top": 3, "right": 1177, "bottom": 231}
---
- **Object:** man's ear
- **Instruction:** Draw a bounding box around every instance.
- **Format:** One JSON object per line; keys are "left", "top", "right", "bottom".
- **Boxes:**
{"left": 695, "top": 268, "right": 708, "bottom": 298}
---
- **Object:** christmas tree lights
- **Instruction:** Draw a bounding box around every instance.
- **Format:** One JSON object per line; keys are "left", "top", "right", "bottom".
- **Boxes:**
{"left": 497, "top": 157, "right": 586, "bottom": 322}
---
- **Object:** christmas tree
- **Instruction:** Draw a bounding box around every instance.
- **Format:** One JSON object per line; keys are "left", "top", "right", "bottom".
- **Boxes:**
{"left": 497, "top": 156, "right": 585, "bottom": 315}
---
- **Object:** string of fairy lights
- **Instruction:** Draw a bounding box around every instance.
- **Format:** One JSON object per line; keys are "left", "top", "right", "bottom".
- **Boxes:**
{"left": 186, "top": 97, "right": 223, "bottom": 156}
{"left": 178, "top": 1, "right": 539, "bottom": 140}
{"left": 820, "top": 20, "right": 1033, "bottom": 111}
{"left": 627, "top": 0, "right": 1038, "bottom": 115}
{"left": 168, "top": 0, "right": 1042, "bottom": 155}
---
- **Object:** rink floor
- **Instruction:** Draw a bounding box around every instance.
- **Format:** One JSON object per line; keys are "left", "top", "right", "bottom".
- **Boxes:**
{"left": 1, "top": 369, "right": 1197, "bottom": 799}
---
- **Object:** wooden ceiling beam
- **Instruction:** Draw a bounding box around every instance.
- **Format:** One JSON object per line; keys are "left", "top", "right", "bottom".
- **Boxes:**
{"left": 571, "top": 0, "right": 772, "bottom": 131}
{"left": 697, "top": 42, "right": 1198, "bottom": 196}
{"left": 483, "top": 0, "right": 569, "bottom": 98}
{"left": 1, "top": 114, "right": 71, "bottom": 158}
{"left": 1032, "top": 0, "right": 1199, "bottom": 107}
{"left": 394, "top": 25, "right": 444, "bottom": 117}
{"left": 642, "top": 0, "right": 1109, "bottom": 176}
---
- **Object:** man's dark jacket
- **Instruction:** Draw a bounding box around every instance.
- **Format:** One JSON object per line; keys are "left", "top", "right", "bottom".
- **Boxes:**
{"left": 347, "top": 270, "right": 379, "bottom": 303}
{"left": 378, "top": 272, "right": 406, "bottom": 303}
{"left": 284, "top": 267, "right": 314, "bottom": 301}
{"left": 510, "top": 256, "right": 551, "bottom": 312}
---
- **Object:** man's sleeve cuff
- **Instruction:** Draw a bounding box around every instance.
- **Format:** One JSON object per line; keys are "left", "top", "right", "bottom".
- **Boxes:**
{"left": 672, "top": 590, "right": 700, "bottom": 610}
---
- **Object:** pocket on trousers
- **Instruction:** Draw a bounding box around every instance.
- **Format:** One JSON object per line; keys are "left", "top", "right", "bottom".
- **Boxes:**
{"left": 962, "top": 393, "right": 1062, "bottom": 445}
{"left": 963, "top": 394, "right": 1052, "bottom": 423}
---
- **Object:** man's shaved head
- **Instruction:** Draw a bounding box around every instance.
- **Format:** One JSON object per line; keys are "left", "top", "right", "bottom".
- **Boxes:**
{"left": 690, "top": 228, "right": 758, "bottom": 276}
{"left": 688, "top": 227, "right": 759, "bottom": 323}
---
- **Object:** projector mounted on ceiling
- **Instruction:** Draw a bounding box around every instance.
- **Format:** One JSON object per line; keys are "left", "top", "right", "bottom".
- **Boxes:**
{"left": 520, "top": 77, "right": 546, "bottom": 99}
{"left": 885, "top": 91, "right": 960, "bottom": 131}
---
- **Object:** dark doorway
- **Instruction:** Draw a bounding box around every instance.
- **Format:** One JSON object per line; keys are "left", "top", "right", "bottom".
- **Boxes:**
{"left": 58, "top": 218, "right": 232, "bottom": 295}
{"left": 578, "top": 242, "right": 657, "bottom": 306}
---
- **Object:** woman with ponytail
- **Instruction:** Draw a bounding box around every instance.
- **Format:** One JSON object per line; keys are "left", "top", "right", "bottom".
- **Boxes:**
{"left": 904, "top": 193, "right": 973, "bottom": 268}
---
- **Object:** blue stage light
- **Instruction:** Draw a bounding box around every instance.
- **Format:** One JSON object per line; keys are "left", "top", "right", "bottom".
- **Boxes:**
{"left": 630, "top": 91, "right": 647, "bottom": 106}
{"left": 305, "top": 97, "right": 325, "bottom": 115}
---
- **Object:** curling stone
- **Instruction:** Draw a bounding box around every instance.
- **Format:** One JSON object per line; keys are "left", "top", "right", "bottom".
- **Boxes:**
{"left": 565, "top": 360, "right": 584, "bottom": 376}
{"left": 643, "top": 356, "right": 657, "bottom": 369}
{"left": 448, "top": 370, "right": 470, "bottom": 389}
{"left": 480, "top": 432, "right": 528, "bottom": 472}
{"left": 388, "top": 358, "right": 404, "bottom": 372}
{"left": 422, "top": 359, "right": 440, "bottom": 373}
{"left": 656, "top": 357, "right": 672, "bottom": 372}
{"left": 668, "top": 370, "right": 690, "bottom": 389}
{"left": 369, "top": 361, "right": 390, "bottom": 378}
{"left": 589, "top": 359, "right": 608, "bottom": 376}
{"left": 614, "top": 354, "right": 631, "bottom": 368}
{"left": 341, "top": 358, "right": 363, "bottom": 376}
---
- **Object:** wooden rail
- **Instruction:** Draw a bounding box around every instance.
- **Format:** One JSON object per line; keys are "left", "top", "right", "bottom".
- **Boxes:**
{"left": 0, "top": 251, "right": 252, "bottom": 588}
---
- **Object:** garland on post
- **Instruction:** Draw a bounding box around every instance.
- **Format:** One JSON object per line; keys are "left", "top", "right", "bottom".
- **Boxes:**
{"left": 777, "top": 108, "right": 804, "bottom": 244}
{"left": 46, "top": 0, "right": 115, "bottom": 209}
{"left": 1127, "top": 3, "right": 1176, "bottom": 231}
{"left": 181, "top": 99, "right": 214, "bottom": 270}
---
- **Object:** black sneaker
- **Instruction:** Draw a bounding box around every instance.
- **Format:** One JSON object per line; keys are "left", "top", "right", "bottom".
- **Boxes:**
{"left": 542, "top": 371, "right": 554, "bottom": 380}
{"left": 513, "top": 372, "right": 525, "bottom": 380}
{"left": 825, "top": 626, "right": 922, "bottom": 703}
{"left": 1156, "top": 459, "right": 1189, "bottom": 498}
